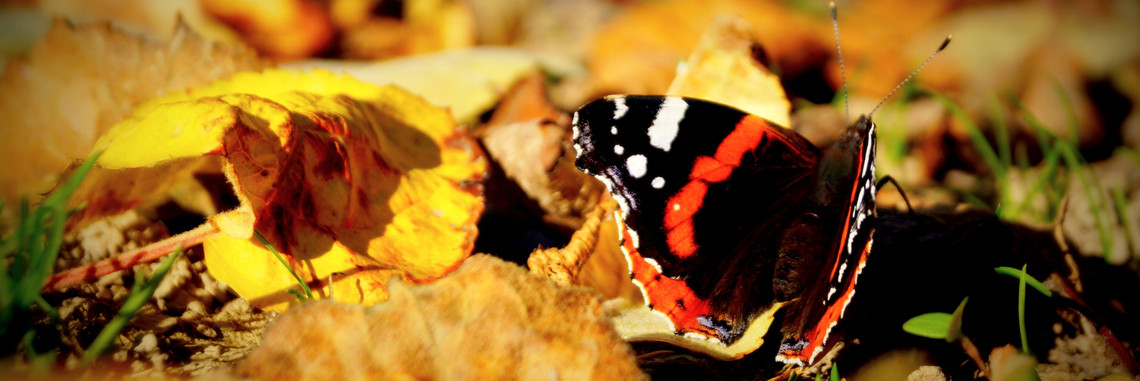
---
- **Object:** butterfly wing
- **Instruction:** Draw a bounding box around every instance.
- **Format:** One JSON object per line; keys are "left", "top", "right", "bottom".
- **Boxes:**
{"left": 776, "top": 116, "right": 878, "bottom": 365}
{"left": 574, "top": 95, "right": 820, "bottom": 343}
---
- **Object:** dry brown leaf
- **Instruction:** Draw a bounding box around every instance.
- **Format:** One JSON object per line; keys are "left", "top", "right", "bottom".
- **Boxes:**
{"left": 0, "top": 19, "right": 268, "bottom": 222}
{"left": 232, "top": 255, "right": 645, "bottom": 380}
{"left": 576, "top": 205, "right": 642, "bottom": 301}
{"left": 480, "top": 73, "right": 605, "bottom": 229}
{"left": 528, "top": 197, "right": 613, "bottom": 285}
{"left": 667, "top": 14, "right": 790, "bottom": 127}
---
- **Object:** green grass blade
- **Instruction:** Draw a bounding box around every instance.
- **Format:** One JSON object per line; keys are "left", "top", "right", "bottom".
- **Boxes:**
{"left": 1052, "top": 77, "right": 1081, "bottom": 145}
{"left": 987, "top": 96, "right": 1013, "bottom": 172}
{"left": 830, "top": 362, "right": 840, "bottom": 381}
{"left": 957, "top": 190, "right": 994, "bottom": 213}
{"left": 18, "top": 203, "right": 67, "bottom": 298}
{"left": 994, "top": 266, "right": 1052, "bottom": 297}
{"left": 253, "top": 231, "right": 313, "bottom": 300}
{"left": 1112, "top": 188, "right": 1135, "bottom": 257}
{"left": 934, "top": 93, "right": 1008, "bottom": 214}
{"left": 1118, "top": 147, "right": 1140, "bottom": 167}
{"left": 40, "top": 151, "right": 101, "bottom": 208}
{"left": 81, "top": 247, "right": 182, "bottom": 365}
{"left": 22, "top": 329, "right": 56, "bottom": 375}
{"left": 1058, "top": 143, "right": 1113, "bottom": 260}
{"left": 1018, "top": 264, "right": 1030, "bottom": 355}
{"left": 31, "top": 294, "right": 58, "bottom": 323}
{"left": 1011, "top": 147, "right": 1062, "bottom": 221}
{"left": 1014, "top": 101, "right": 1113, "bottom": 259}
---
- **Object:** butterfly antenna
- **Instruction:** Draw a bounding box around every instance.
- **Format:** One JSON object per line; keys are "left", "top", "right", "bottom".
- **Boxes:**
{"left": 870, "top": 35, "right": 953, "bottom": 116}
{"left": 830, "top": 2, "right": 849, "bottom": 123}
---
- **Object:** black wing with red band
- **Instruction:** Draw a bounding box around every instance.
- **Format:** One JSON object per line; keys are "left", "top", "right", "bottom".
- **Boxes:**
{"left": 572, "top": 95, "right": 878, "bottom": 366}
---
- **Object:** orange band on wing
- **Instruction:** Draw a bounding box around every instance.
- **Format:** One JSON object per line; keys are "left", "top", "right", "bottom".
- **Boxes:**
{"left": 661, "top": 116, "right": 780, "bottom": 260}
{"left": 624, "top": 226, "right": 717, "bottom": 338}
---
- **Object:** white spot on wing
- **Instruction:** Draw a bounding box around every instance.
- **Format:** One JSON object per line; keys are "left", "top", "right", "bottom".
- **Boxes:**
{"left": 648, "top": 98, "right": 687, "bottom": 152}
{"left": 611, "top": 126, "right": 619, "bottom": 135}
{"left": 613, "top": 97, "right": 629, "bottom": 120}
{"left": 651, "top": 177, "right": 665, "bottom": 189}
{"left": 626, "top": 154, "right": 648, "bottom": 178}
{"left": 614, "top": 144, "right": 624, "bottom": 155}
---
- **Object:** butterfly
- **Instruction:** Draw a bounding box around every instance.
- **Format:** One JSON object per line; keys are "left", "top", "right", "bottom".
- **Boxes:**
{"left": 573, "top": 95, "right": 878, "bottom": 365}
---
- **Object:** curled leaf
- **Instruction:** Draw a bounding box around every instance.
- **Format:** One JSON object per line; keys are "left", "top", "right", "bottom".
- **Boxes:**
{"left": 529, "top": 197, "right": 614, "bottom": 285}
{"left": 67, "top": 69, "right": 486, "bottom": 311}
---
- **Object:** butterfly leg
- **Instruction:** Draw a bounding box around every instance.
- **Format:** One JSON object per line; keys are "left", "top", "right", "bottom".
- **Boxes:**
{"left": 875, "top": 175, "right": 914, "bottom": 214}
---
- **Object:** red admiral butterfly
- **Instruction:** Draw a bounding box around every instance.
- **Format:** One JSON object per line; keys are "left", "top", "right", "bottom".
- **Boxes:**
{"left": 573, "top": 96, "right": 875, "bottom": 365}
{"left": 572, "top": 5, "right": 950, "bottom": 366}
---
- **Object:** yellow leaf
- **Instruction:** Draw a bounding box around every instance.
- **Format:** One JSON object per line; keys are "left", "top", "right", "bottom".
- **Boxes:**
{"left": 79, "top": 69, "right": 486, "bottom": 311}
{"left": 667, "top": 15, "right": 791, "bottom": 128}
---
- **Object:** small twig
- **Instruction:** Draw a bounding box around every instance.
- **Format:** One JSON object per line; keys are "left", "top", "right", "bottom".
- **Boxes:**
{"left": 43, "top": 223, "right": 219, "bottom": 291}
{"left": 960, "top": 336, "right": 991, "bottom": 379}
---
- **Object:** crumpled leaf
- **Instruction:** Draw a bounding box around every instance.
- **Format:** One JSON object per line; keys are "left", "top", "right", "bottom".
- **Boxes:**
{"left": 528, "top": 197, "right": 613, "bottom": 286}
{"left": 232, "top": 255, "right": 645, "bottom": 380}
{"left": 480, "top": 73, "right": 603, "bottom": 229}
{"left": 68, "top": 69, "right": 486, "bottom": 311}
{"left": 667, "top": 14, "right": 791, "bottom": 128}
{"left": 0, "top": 18, "right": 268, "bottom": 221}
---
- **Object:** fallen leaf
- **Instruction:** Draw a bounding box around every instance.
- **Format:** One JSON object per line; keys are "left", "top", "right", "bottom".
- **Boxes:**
{"left": 0, "top": 19, "right": 269, "bottom": 222}
{"left": 51, "top": 69, "right": 486, "bottom": 312}
{"left": 0, "top": 0, "right": 242, "bottom": 47}
{"left": 988, "top": 345, "right": 1039, "bottom": 381}
{"left": 232, "top": 255, "right": 645, "bottom": 380}
{"left": 339, "top": 0, "right": 476, "bottom": 60}
{"left": 528, "top": 197, "right": 613, "bottom": 286}
{"left": 285, "top": 48, "right": 545, "bottom": 123}
{"left": 667, "top": 14, "right": 791, "bottom": 128}
{"left": 480, "top": 73, "right": 603, "bottom": 229}
{"left": 587, "top": 0, "right": 827, "bottom": 97}
{"left": 200, "top": 0, "right": 335, "bottom": 60}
